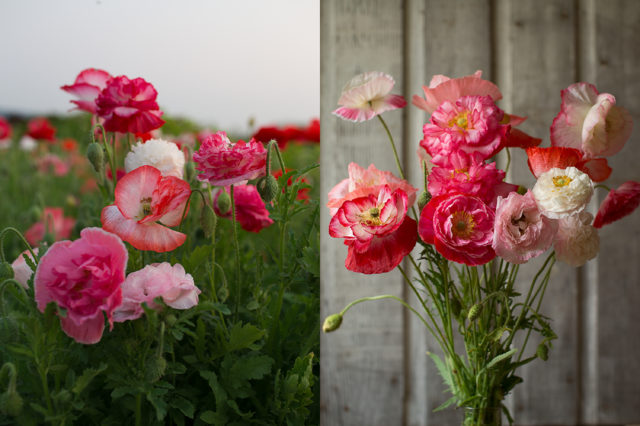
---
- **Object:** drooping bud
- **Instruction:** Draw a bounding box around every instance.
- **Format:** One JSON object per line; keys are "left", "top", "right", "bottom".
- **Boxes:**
{"left": 200, "top": 203, "right": 217, "bottom": 239}
{"left": 0, "top": 390, "right": 23, "bottom": 417}
{"left": 536, "top": 343, "right": 549, "bottom": 361}
{"left": 467, "top": 304, "right": 482, "bottom": 322}
{"left": 322, "top": 313, "right": 343, "bottom": 333}
{"left": 0, "top": 262, "right": 14, "bottom": 281}
{"left": 217, "top": 190, "right": 231, "bottom": 215}
{"left": 256, "top": 175, "right": 279, "bottom": 203}
{"left": 417, "top": 190, "right": 431, "bottom": 211}
{"left": 87, "top": 142, "right": 104, "bottom": 173}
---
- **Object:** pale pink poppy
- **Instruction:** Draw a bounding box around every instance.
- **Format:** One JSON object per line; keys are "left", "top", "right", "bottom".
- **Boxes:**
{"left": 101, "top": 165, "right": 190, "bottom": 252}
{"left": 213, "top": 185, "right": 273, "bottom": 233}
{"left": 492, "top": 191, "right": 558, "bottom": 264}
{"left": 25, "top": 207, "right": 75, "bottom": 246}
{"left": 327, "top": 162, "right": 418, "bottom": 216}
{"left": 61, "top": 68, "right": 112, "bottom": 114}
{"left": 36, "top": 154, "right": 70, "bottom": 176}
{"left": 329, "top": 185, "right": 417, "bottom": 274}
{"left": 333, "top": 71, "right": 407, "bottom": 122}
{"left": 113, "top": 262, "right": 200, "bottom": 322}
{"left": 193, "top": 131, "right": 267, "bottom": 186}
{"left": 11, "top": 248, "right": 38, "bottom": 289}
{"left": 419, "top": 193, "right": 496, "bottom": 266}
{"left": 96, "top": 75, "right": 165, "bottom": 134}
{"left": 34, "top": 227, "right": 127, "bottom": 344}
{"left": 554, "top": 212, "right": 599, "bottom": 267}
{"left": 593, "top": 181, "right": 640, "bottom": 228}
{"left": 551, "top": 82, "right": 632, "bottom": 158}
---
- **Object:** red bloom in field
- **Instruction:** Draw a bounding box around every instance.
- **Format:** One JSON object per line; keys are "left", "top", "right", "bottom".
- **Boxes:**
{"left": 61, "top": 68, "right": 112, "bottom": 114}
{"left": 593, "top": 181, "right": 640, "bottom": 228}
{"left": 329, "top": 185, "right": 417, "bottom": 274}
{"left": 419, "top": 193, "right": 496, "bottom": 266}
{"left": 27, "top": 117, "right": 56, "bottom": 142}
{"left": 214, "top": 185, "right": 273, "bottom": 233}
{"left": 251, "top": 125, "right": 287, "bottom": 148}
{"left": 101, "top": 166, "right": 190, "bottom": 252}
{"left": 34, "top": 227, "right": 127, "bottom": 344}
{"left": 25, "top": 207, "right": 75, "bottom": 246}
{"left": 273, "top": 169, "right": 310, "bottom": 201}
{"left": 193, "top": 131, "right": 267, "bottom": 186}
{"left": 96, "top": 76, "right": 165, "bottom": 134}
{"left": 0, "top": 116, "right": 11, "bottom": 140}
{"left": 61, "top": 138, "right": 78, "bottom": 152}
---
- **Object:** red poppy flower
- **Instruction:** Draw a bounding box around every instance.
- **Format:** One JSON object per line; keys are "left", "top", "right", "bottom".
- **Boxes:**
{"left": 27, "top": 117, "right": 56, "bottom": 142}
{"left": 593, "top": 181, "right": 640, "bottom": 228}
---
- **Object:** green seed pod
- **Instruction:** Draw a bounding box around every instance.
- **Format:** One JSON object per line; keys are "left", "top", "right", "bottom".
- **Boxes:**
{"left": 185, "top": 161, "right": 196, "bottom": 182}
{"left": 0, "top": 262, "right": 14, "bottom": 281}
{"left": 256, "top": 175, "right": 279, "bottom": 203}
{"left": 467, "top": 304, "right": 482, "bottom": 322}
{"left": 322, "top": 313, "right": 343, "bottom": 333}
{"left": 165, "top": 314, "right": 177, "bottom": 327}
{"left": 0, "top": 391, "right": 23, "bottom": 417}
{"left": 200, "top": 203, "right": 217, "bottom": 239}
{"left": 217, "top": 285, "right": 229, "bottom": 303}
{"left": 87, "top": 142, "right": 104, "bottom": 173}
{"left": 217, "top": 190, "right": 231, "bottom": 215}
{"left": 29, "top": 205, "right": 42, "bottom": 223}
{"left": 417, "top": 190, "right": 432, "bottom": 211}
{"left": 536, "top": 343, "right": 549, "bottom": 361}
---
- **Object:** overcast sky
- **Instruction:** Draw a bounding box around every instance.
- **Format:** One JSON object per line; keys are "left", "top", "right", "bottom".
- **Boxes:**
{"left": 0, "top": 0, "right": 319, "bottom": 133}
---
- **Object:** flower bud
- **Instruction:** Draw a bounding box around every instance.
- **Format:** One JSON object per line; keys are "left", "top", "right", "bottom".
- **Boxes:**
{"left": 200, "top": 203, "right": 217, "bottom": 238}
{"left": 517, "top": 185, "right": 528, "bottom": 196}
{"left": 0, "top": 262, "right": 14, "bottom": 281}
{"left": 0, "top": 390, "right": 23, "bottom": 417}
{"left": 536, "top": 343, "right": 549, "bottom": 361}
{"left": 322, "top": 313, "right": 343, "bottom": 333}
{"left": 29, "top": 205, "right": 42, "bottom": 223}
{"left": 217, "top": 190, "right": 231, "bottom": 215}
{"left": 145, "top": 355, "right": 167, "bottom": 383}
{"left": 417, "top": 190, "right": 432, "bottom": 211}
{"left": 87, "top": 142, "right": 104, "bottom": 173}
{"left": 165, "top": 314, "right": 177, "bottom": 327}
{"left": 256, "top": 175, "right": 279, "bottom": 203}
{"left": 467, "top": 304, "right": 482, "bottom": 322}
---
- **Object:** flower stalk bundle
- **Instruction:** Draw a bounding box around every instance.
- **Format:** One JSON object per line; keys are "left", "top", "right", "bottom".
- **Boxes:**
{"left": 324, "top": 71, "right": 637, "bottom": 425}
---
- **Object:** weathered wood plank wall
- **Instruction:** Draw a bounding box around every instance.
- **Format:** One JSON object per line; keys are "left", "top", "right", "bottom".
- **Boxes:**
{"left": 320, "top": 0, "right": 640, "bottom": 425}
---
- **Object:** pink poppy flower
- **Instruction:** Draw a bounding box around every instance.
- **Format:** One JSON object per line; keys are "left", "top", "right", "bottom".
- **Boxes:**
{"left": 554, "top": 212, "right": 599, "bottom": 267}
{"left": 526, "top": 146, "right": 612, "bottom": 183}
{"left": 96, "top": 75, "right": 165, "bottom": 134}
{"left": 327, "top": 162, "right": 418, "bottom": 216}
{"left": 25, "top": 207, "right": 75, "bottom": 246}
{"left": 36, "top": 154, "right": 70, "bottom": 176}
{"left": 193, "top": 131, "right": 267, "bottom": 187}
{"left": 593, "top": 181, "right": 640, "bottom": 229}
{"left": 101, "top": 165, "right": 190, "bottom": 252}
{"left": 113, "top": 262, "right": 200, "bottom": 322}
{"left": 61, "top": 68, "right": 112, "bottom": 114}
{"left": 419, "top": 193, "right": 496, "bottom": 266}
{"left": 333, "top": 71, "right": 407, "bottom": 122}
{"left": 412, "top": 70, "right": 502, "bottom": 114}
{"left": 551, "top": 82, "right": 633, "bottom": 158}
{"left": 0, "top": 116, "right": 12, "bottom": 140}
{"left": 492, "top": 191, "right": 558, "bottom": 264}
{"left": 427, "top": 151, "right": 517, "bottom": 208}
{"left": 11, "top": 248, "right": 38, "bottom": 289}
{"left": 329, "top": 185, "right": 417, "bottom": 274}
{"left": 420, "top": 95, "right": 508, "bottom": 166}
{"left": 214, "top": 184, "right": 273, "bottom": 233}
{"left": 27, "top": 117, "right": 56, "bottom": 142}
{"left": 34, "top": 227, "right": 127, "bottom": 344}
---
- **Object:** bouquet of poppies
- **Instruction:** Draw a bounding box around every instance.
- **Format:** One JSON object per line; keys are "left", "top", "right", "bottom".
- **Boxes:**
{"left": 323, "top": 71, "right": 637, "bottom": 425}
{"left": 0, "top": 68, "right": 319, "bottom": 424}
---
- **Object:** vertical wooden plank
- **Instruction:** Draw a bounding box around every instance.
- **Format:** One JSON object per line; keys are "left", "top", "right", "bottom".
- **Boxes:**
{"left": 320, "top": 1, "right": 407, "bottom": 424}
{"left": 588, "top": 0, "right": 640, "bottom": 423}
{"left": 406, "top": 1, "right": 493, "bottom": 424}
{"left": 495, "top": 1, "right": 581, "bottom": 424}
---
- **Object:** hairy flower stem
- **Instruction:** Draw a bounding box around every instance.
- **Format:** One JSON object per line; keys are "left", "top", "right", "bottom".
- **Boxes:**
{"left": 338, "top": 294, "right": 431, "bottom": 329}
{"left": 0, "top": 227, "right": 37, "bottom": 263}
{"left": 135, "top": 393, "right": 142, "bottom": 426}
{"left": 376, "top": 115, "right": 405, "bottom": 180}
{"left": 230, "top": 185, "right": 242, "bottom": 321}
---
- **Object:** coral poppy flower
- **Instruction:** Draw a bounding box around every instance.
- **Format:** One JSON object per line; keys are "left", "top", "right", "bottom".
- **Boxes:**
{"left": 214, "top": 185, "right": 273, "bottom": 233}
{"left": 61, "top": 68, "right": 112, "bottom": 114}
{"left": 34, "top": 227, "right": 127, "bottom": 344}
{"left": 101, "top": 165, "right": 190, "bottom": 252}
{"left": 333, "top": 71, "right": 407, "bottom": 122}
{"left": 419, "top": 193, "right": 496, "bottom": 266}
{"left": 329, "top": 185, "right": 417, "bottom": 274}
{"left": 593, "top": 181, "right": 640, "bottom": 228}
{"left": 551, "top": 82, "right": 633, "bottom": 158}
{"left": 25, "top": 207, "right": 75, "bottom": 246}
{"left": 193, "top": 131, "right": 267, "bottom": 187}
{"left": 96, "top": 75, "right": 165, "bottom": 134}
{"left": 525, "top": 146, "right": 612, "bottom": 183}
{"left": 61, "top": 138, "right": 78, "bottom": 152}
{"left": 27, "top": 117, "right": 56, "bottom": 141}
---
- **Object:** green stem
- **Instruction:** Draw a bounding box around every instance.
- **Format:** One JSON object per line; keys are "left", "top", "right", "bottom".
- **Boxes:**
{"left": 230, "top": 185, "right": 241, "bottom": 320}
{"left": 0, "top": 227, "right": 37, "bottom": 263}
{"left": 135, "top": 393, "right": 142, "bottom": 426}
{"left": 338, "top": 294, "right": 431, "bottom": 330}
{"left": 376, "top": 115, "right": 405, "bottom": 180}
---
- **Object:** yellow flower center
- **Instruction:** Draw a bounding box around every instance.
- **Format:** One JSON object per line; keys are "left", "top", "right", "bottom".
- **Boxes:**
{"left": 451, "top": 211, "right": 475, "bottom": 238}
{"left": 450, "top": 168, "right": 470, "bottom": 180}
{"left": 552, "top": 175, "right": 572, "bottom": 188}
{"left": 448, "top": 111, "right": 471, "bottom": 132}
{"left": 359, "top": 206, "right": 383, "bottom": 226}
